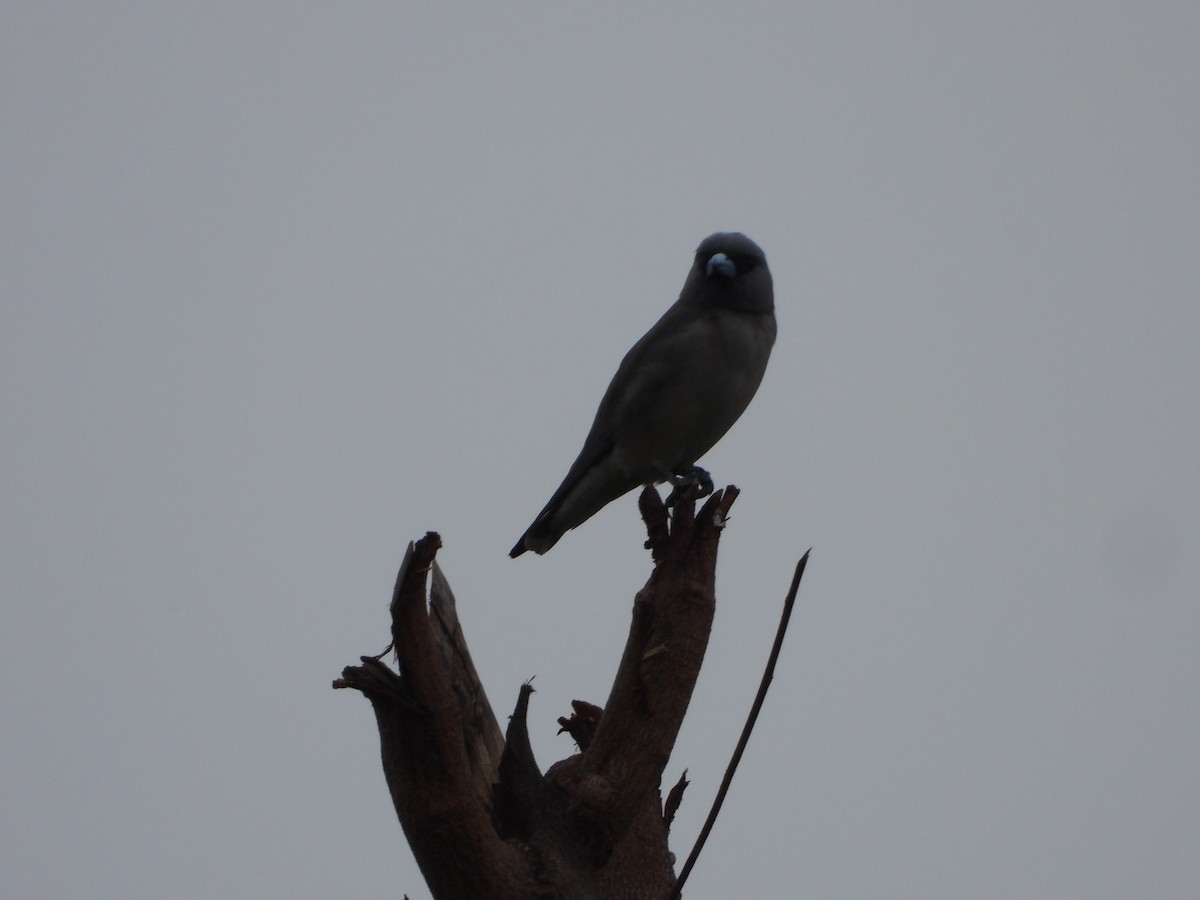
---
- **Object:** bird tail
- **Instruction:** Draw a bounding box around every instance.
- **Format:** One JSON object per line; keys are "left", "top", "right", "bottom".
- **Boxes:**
{"left": 509, "top": 516, "right": 561, "bottom": 557}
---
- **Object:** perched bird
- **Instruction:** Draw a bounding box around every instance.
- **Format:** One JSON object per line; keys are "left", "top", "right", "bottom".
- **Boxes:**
{"left": 510, "top": 232, "right": 776, "bottom": 557}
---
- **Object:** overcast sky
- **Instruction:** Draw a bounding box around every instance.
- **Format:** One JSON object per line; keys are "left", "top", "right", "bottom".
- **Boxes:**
{"left": 4, "top": 4, "right": 1198, "bottom": 898}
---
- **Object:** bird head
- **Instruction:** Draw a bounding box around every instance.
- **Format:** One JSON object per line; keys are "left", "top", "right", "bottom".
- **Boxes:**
{"left": 687, "top": 232, "right": 774, "bottom": 314}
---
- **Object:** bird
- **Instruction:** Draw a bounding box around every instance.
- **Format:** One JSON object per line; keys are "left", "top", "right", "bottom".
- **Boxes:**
{"left": 510, "top": 232, "right": 776, "bottom": 557}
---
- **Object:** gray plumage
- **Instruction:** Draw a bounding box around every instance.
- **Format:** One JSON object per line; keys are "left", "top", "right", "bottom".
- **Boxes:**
{"left": 510, "top": 232, "right": 776, "bottom": 557}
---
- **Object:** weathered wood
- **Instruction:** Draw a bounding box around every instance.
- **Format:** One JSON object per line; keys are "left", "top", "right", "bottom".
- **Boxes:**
{"left": 336, "top": 487, "right": 739, "bottom": 899}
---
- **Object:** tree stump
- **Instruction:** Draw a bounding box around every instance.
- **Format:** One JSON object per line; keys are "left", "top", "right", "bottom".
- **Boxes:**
{"left": 335, "top": 485, "right": 740, "bottom": 899}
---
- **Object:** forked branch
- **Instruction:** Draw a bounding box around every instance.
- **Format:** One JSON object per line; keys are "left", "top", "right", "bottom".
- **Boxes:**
{"left": 335, "top": 486, "right": 803, "bottom": 899}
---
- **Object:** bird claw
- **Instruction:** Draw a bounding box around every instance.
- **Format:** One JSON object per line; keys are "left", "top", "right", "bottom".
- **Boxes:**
{"left": 664, "top": 465, "right": 714, "bottom": 507}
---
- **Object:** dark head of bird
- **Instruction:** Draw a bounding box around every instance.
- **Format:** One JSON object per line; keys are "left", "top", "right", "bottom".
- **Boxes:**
{"left": 684, "top": 232, "right": 774, "bottom": 316}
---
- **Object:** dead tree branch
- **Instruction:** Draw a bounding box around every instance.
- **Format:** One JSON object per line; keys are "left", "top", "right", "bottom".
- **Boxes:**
{"left": 668, "top": 550, "right": 810, "bottom": 899}
{"left": 335, "top": 485, "right": 777, "bottom": 899}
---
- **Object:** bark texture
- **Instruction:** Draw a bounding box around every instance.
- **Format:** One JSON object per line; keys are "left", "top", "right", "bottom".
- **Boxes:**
{"left": 335, "top": 485, "right": 739, "bottom": 899}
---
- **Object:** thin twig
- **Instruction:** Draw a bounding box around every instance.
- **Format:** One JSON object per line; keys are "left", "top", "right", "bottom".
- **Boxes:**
{"left": 667, "top": 550, "right": 810, "bottom": 900}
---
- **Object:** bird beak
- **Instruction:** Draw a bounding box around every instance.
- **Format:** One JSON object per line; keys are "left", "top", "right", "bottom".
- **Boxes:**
{"left": 706, "top": 252, "right": 736, "bottom": 279}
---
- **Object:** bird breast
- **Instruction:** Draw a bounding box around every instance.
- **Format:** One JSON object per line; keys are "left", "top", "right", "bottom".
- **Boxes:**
{"left": 608, "top": 306, "right": 776, "bottom": 479}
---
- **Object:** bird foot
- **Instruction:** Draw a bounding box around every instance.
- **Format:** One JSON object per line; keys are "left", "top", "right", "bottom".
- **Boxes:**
{"left": 664, "top": 465, "right": 714, "bottom": 508}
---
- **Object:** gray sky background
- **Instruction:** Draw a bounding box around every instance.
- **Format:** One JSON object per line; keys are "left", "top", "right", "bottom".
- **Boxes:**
{"left": 4, "top": 4, "right": 1198, "bottom": 898}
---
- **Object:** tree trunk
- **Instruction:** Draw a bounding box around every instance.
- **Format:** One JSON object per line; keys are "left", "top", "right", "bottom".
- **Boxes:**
{"left": 335, "top": 485, "right": 739, "bottom": 899}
